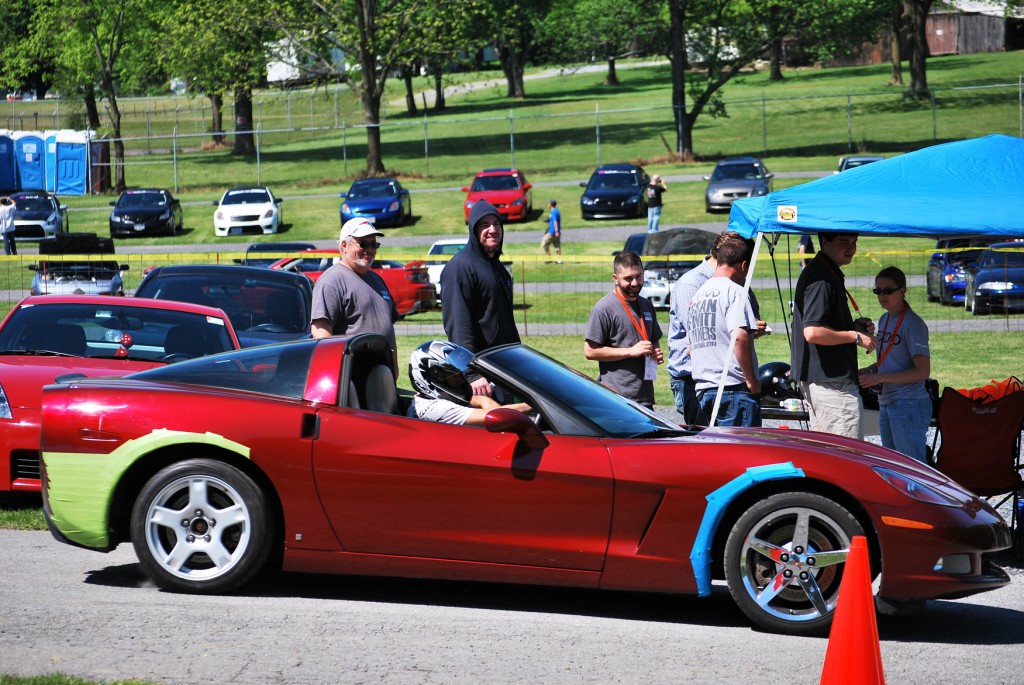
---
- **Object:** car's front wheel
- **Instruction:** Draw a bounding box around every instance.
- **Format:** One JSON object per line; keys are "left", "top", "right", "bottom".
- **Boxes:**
{"left": 724, "top": 491, "right": 868, "bottom": 636}
{"left": 971, "top": 295, "right": 988, "bottom": 316}
{"left": 131, "top": 459, "right": 274, "bottom": 594}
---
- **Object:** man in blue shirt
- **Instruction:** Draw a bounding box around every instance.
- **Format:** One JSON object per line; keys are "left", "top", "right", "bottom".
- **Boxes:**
{"left": 541, "top": 199, "right": 562, "bottom": 263}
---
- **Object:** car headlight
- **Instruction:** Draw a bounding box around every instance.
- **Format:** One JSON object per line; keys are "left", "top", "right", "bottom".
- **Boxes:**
{"left": 263, "top": 208, "right": 275, "bottom": 219}
{"left": 978, "top": 281, "right": 1014, "bottom": 290}
{"left": 0, "top": 382, "right": 12, "bottom": 419}
{"left": 160, "top": 210, "right": 171, "bottom": 220}
{"left": 341, "top": 203, "right": 351, "bottom": 213}
{"left": 511, "top": 198, "right": 524, "bottom": 206}
{"left": 44, "top": 213, "right": 59, "bottom": 227}
{"left": 387, "top": 201, "right": 399, "bottom": 212}
{"left": 581, "top": 197, "right": 596, "bottom": 206}
{"left": 624, "top": 195, "right": 640, "bottom": 204}
{"left": 465, "top": 200, "right": 475, "bottom": 209}
{"left": 753, "top": 187, "right": 769, "bottom": 196}
{"left": 111, "top": 214, "right": 124, "bottom": 223}
{"left": 873, "top": 467, "right": 961, "bottom": 507}
{"left": 215, "top": 210, "right": 225, "bottom": 220}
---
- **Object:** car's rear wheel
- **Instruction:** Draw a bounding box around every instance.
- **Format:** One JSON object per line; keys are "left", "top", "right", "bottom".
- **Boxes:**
{"left": 724, "top": 491, "right": 867, "bottom": 636}
{"left": 131, "top": 459, "right": 273, "bottom": 594}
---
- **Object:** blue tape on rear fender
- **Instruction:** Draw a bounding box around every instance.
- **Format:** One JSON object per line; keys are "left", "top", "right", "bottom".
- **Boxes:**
{"left": 690, "top": 462, "right": 804, "bottom": 596}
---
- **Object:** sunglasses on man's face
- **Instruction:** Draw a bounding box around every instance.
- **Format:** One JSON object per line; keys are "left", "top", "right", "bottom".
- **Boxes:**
{"left": 355, "top": 240, "right": 380, "bottom": 250}
{"left": 872, "top": 287, "right": 900, "bottom": 295}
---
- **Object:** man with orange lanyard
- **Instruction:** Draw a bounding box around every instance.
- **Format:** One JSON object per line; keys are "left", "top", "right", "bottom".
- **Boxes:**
{"left": 584, "top": 251, "right": 664, "bottom": 408}
{"left": 792, "top": 232, "right": 878, "bottom": 439}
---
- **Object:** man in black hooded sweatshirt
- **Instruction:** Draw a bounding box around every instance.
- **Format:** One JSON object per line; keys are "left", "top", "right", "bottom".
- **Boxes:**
{"left": 441, "top": 199, "right": 521, "bottom": 397}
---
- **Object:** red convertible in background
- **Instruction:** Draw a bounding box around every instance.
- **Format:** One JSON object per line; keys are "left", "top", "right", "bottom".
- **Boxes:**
{"left": 39, "top": 335, "right": 1010, "bottom": 635}
{"left": 0, "top": 295, "right": 240, "bottom": 492}
{"left": 268, "top": 250, "right": 435, "bottom": 317}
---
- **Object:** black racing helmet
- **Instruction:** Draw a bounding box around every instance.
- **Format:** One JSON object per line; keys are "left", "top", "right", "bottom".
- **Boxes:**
{"left": 758, "top": 361, "right": 800, "bottom": 401}
{"left": 408, "top": 340, "right": 475, "bottom": 404}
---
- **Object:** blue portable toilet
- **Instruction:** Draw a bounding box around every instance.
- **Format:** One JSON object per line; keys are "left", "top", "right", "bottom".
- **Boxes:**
{"left": 54, "top": 130, "right": 92, "bottom": 196}
{"left": 0, "top": 130, "right": 17, "bottom": 191}
{"left": 44, "top": 129, "right": 73, "bottom": 192}
{"left": 13, "top": 131, "right": 45, "bottom": 190}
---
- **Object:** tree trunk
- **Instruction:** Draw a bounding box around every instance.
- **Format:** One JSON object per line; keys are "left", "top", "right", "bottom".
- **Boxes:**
{"left": 769, "top": 39, "right": 784, "bottom": 81}
{"left": 402, "top": 64, "right": 418, "bottom": 115}
{"left": 668, "top": 0, "right": 693, "bottom": 161}
{"left": 232, "top": 88, "right": 256, "bottom": 156}
{"left": 433, "top": 64, "right": 446, "bottom": 111}
{"left": 498, "top": 43, "right": 526, "bottom": 99}
{"left": 209, "top": 93, "right": 225, "bottom": 145}
{"left": 81, "top": 87, "right": 101, "bottom": 129}
{"left": 109, "top": 100, "right": 125, "bottom": 193}
{"left": 889, "top": 26, "right": 904, "bottom": 85}
{"left": 604, "top": 56, "right": 619, "bottom": 86}
{"left": 905, "top": 0, "right": 932, "bottom": 97}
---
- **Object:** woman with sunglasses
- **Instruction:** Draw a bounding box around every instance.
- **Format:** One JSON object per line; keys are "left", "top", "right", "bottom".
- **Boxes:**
{"left": 858, "top": 266, "right": 932, "bottom": 462}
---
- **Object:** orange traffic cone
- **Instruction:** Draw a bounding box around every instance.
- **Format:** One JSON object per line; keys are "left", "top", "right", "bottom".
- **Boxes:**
{"left": 819, "top": 535, "right": 885, "bottom": 685}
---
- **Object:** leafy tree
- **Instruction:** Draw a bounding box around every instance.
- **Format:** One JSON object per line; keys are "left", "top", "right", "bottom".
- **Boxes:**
{"left": 666, "top": 0, "right": 887, "bottom": 161}
{"left": 539, "top": 0, "right": 666, "bottom": 85}
{"left": 160, "top": 0, "right": 273, "bottom": 152}
{"left": 270, "top": 0, "right": 477, "bottom": 175}
{"left": 482, "top": 0, "right": 551, "bottom": 98}
{"left": 22, "top": 0, "right": 166, "bottom": 192}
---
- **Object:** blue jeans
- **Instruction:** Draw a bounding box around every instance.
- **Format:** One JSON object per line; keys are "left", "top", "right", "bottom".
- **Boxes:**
{"left": 699, "top": 389, "right": 761, "bottom": 427}
{"left": 3, "top": 233, "right": 16, "bottom": 256}
{"left": 647, "top": 205, "right": 662, "bottom": 233}
{"left": 879, "top": 399, "right": 933, "bottom": 462}
{"left": 670, "top": 375, "right": 707, "bottom": 425}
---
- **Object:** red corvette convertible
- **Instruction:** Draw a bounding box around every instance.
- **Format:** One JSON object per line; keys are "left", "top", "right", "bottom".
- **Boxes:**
{"left": 0, "top": 295, "right": 240, "bottom": 493}
{"left": 39, "top": 335, "right": 1010, "bottom": 635}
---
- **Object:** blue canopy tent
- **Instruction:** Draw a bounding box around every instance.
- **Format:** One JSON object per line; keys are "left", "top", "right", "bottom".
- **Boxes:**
{"left": 704, "top": 134, "right": 1024, "bottom": 425}
{"left": 728, "top": 134, "right": 1024, "bottom": 240}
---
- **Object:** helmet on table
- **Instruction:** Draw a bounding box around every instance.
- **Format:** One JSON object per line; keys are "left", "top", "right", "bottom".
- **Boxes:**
{"left": 408, "top": 340, "right": 476, "bottom": 403}
{"left": 758, "top": 361, "right": 800, "bottom": 401}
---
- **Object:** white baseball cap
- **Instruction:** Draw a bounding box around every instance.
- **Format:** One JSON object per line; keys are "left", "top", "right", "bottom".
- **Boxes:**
{"left": 340, "top": 218, "right": 384, "bottom": 241}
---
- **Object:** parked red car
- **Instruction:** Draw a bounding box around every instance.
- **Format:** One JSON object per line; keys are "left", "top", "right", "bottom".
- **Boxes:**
{"left": 40, "top": 335, "right": 1011, "bottom": 635}
{"left": 462, "top": 168, "right": 533, "bottom": 223}
{"left": 0, "top": 295, "right": 240, "bottom": 493}
{"left": 268, "top": 250, "right": 435, "bottom": 317}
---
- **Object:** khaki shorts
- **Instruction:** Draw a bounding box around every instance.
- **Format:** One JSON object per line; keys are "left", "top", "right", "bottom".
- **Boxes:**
{"left": 541, "top": 232, "right": 560, "bottom": 250}
{"left": 801, "top": 380, "right": 864, "bottom": 440}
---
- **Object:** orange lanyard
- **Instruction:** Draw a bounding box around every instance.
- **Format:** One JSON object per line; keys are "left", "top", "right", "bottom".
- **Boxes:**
{"left": 876, "top": 306, "right": 906, "bottom": 367}
{"left": 614, "top": 288, "right": 648, "bottom": 341}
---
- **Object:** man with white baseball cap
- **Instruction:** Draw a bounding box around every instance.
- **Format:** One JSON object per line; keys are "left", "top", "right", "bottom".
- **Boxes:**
{"left": 311, "top": 217, "right": 398, "bottom": 369}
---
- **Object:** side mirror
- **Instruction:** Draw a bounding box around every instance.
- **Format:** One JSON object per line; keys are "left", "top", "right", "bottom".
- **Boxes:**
{"left": 109, "top": 201, "right": 116, "bottom": 206}
{"left": 523, "top": 183, "right": 532, "bottom": 190}
{"left": 276, "top": 198, "right": 283, "bottom": 204}
{"left": 119, "top": 264, "right": 130, "bottom": 271}
{"left": 339, "top": 192, "right": 347, "bottom": 199}
{"left": 211, "top": 200, "right": 219, "bottom": 206}
{"left": 579, "top": 182, "right": 587, "bottom": 188}
{"left": 484, "top": 408, "right": 549, "bottom": 452}
{"left": 702, "top": 175, "right": 711, "bottom": 181}
{"left": 27, "top": 264, "right": 39, "bottom": 272}
{"left": 765, "top": 172, "right": 775, "bottom": 179}
{"left": 460, "top": 186, "right": 470, "bottom": 192}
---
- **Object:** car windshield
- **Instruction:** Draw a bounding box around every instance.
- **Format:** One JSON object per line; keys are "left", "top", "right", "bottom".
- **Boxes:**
{"left": 712, "top": 164, "right": 764, "bottom": 182}
{"left": 130, "top": 340, "right": 315, "bottom": 399}
{"left": 222, "top": 189, "right": 271, "bottom": 205}
{"left": 979, "top": 248, "right": 1024, "bottom": 268}
{"left": 139, "top": 274, "right": 310, "bottom": 334}
{"left": 590, "top": 172, "right": 638, "bottom": 190}
{"left": 118, "top": 191, "right": 168, "bottom": 209}
{"left": 428, "top": 243, "right": 466, "bottom": 256}
{"left": 0, "top": 302, "right": 234, "bottom": 361}
{"left": 347, "top": 182, "right": 397, "bottom": 199}
{"left": 478, "top": 345, "right": 678, "bottom": 438}
{"left": 13, "top": 195, "right": 55, "bottom": 212}
{"left": 472, "top": 175, "right": 520, "bottom": 191}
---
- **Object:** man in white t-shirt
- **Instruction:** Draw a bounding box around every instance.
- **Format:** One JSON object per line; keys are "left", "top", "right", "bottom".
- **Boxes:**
{"left": 0, "top": 196, "right": 17, "bottom": 256}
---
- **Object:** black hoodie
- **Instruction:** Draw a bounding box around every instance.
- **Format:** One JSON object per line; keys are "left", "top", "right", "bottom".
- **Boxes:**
{"left": 440, "top": 200, "right": 520, "bottom": 352}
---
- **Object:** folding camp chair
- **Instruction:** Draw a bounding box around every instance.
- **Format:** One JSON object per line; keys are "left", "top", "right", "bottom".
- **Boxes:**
{"left": 931, "top": 386, "right": 1024, "bottom": 555}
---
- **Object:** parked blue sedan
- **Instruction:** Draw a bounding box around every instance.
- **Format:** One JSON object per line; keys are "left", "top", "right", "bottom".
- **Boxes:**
{"left": 339, "top": 178, "right": 411, "bottom": 227}
{"left": 964, "top": 242, "right": 1024, "bottom": 315}
{"left": 925, "top": 236, "right": 1002, "bottom": 306}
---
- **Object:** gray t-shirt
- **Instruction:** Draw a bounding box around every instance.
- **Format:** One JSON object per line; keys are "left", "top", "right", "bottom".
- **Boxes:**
{"left": 876, "top": 306, "right": 930, "bottom": 405}
{"left": 407, "top": 395, "right": 474, "bottom": 425}
{"left": 585, "top": 290, "right": 663, "bottom": 405}
{"left": 310, "top": 263, "right": 397, "bottom": 352}
{"left": 687, "top": 276, "right": 759, "bottom": 391}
